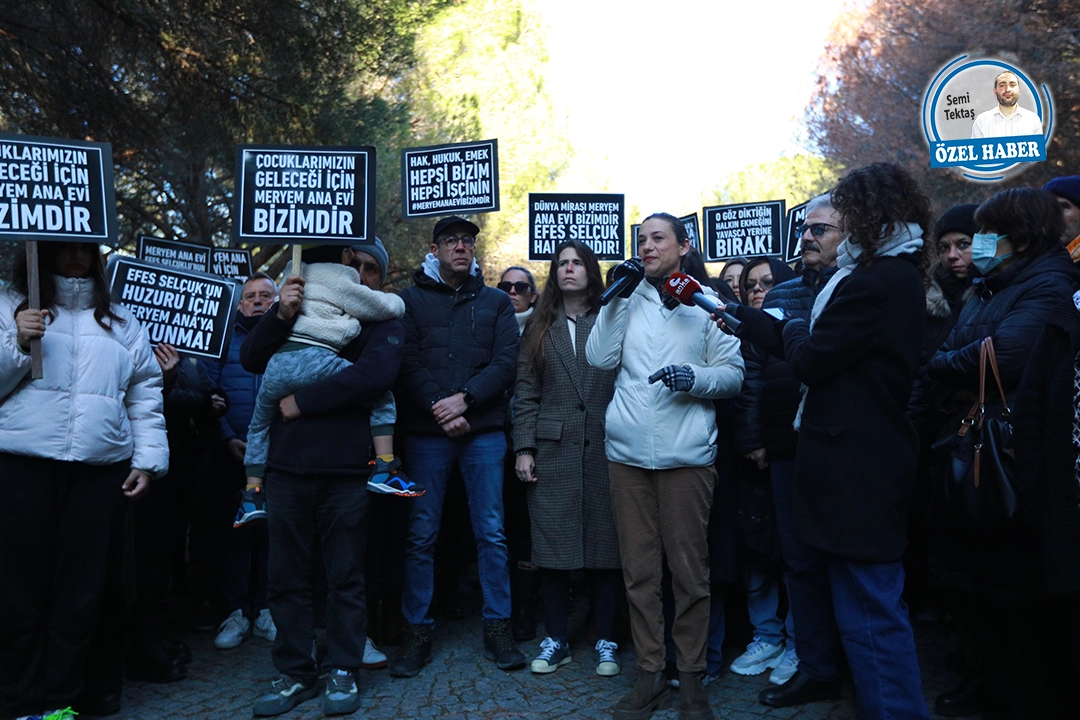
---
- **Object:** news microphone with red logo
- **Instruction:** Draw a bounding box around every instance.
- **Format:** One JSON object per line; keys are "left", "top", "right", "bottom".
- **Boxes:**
{"left": 664, "top": 273, "right": 742, "bottom": 334}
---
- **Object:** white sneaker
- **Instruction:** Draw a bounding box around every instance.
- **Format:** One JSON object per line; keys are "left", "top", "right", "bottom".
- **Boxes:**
{"left": 253, "top": 608, "right": 277, "bottom": 642}
{"left": 595, "top": 639, "right": 620, "bottom": 676}
{"left": 530, "top": 636, "right": 571, "bottom": 674}
{"left": 214, "top": 609, "right": 251, "bottom": 649}
{"left": 728, "top": 637, "right": 785, "bottom": 675}
{"left": 769, "top": 648, "right": 799, "bottom": 685}
{"left": 362, "top": 637, "right": 388, "bottom": 669}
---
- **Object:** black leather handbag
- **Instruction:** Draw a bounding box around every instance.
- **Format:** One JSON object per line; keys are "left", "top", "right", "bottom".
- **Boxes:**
{"left": 933, "top": 337, "right": 1019, "bottom": 522}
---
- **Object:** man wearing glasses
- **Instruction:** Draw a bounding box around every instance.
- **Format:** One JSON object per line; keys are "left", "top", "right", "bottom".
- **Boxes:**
{"left": 390, "top": 216, "right": 525, "bottom": 678}
{"left": 732, "top": 193, "right": 852, "bottom": 708}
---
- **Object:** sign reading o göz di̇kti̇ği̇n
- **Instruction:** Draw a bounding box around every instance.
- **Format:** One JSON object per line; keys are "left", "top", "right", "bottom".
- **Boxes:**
{"left": 922, "top": 55, "right": 1052, "bottom": 182}
{"left": 528, "top": 193, "right": 625, "bottom": 261}
{"left": 702, "top": 200, "right": 785, "bottom": 262}
{"left": 137, "top": 235, "right": 211, "bottom": 273}
{"left": 401, "top": 139, "right": 499, "bottom": 218}
{"left": 234, "top": 145, "right": 376, "bottom": 245}
{"left": 109, "top": 256, "right": 239, "bottom": 360}
{"left": 0, "top": 133, "right": 117, "bottom": 243}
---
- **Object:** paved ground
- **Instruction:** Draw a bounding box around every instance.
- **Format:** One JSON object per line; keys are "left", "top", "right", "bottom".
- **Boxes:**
{"left": 114, "top": 600, "right": 967, "bottom": 720}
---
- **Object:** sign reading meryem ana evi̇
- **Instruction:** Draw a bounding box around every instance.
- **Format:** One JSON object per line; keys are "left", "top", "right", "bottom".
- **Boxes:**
{"left": 137, "top": 235, "right": 210, "bottom": 272}
{"left": 109, "top": 256, "right": 238, "bottom": 360}
{"left": 529, "top": 193, "right": 625, "bottom": 261}
{"left": 785, "top": 200, "right": 812, "bottom": 263}
{"left": 401, "top": 140, "right": 499, "bottom": 218}
{"left": 0, "top": 133, "right": 117, "bottom": 243}
{"left": 234, "top": 145, "right": 376, "bottom": 245}
{"left": 211, "top": 248, "right": 253, "bottom": 280}
{"left": 702, "top": 200, "right": 785, "bottom": 262}
{"left": 630, "top": 213, "right": 702, "bottom": 257}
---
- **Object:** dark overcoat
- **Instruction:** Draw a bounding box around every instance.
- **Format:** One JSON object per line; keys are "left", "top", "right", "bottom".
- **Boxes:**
{"left": 512, "top": 311, "right": 619, "bottom": 569}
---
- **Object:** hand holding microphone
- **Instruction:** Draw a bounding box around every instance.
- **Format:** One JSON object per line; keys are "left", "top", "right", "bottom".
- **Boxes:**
{"left": 663, "top": 273, "right": 743, "bottom": 335}
{"left": 599, "top": 258, "right": 646, "bottom": 306}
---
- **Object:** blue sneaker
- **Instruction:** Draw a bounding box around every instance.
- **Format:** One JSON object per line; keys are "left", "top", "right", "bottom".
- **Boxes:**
{"left": 233, "top": 486, "right": 267, "bottom": 527}
{"left": 367, "top": 458, "right": 425, "bottom": 497}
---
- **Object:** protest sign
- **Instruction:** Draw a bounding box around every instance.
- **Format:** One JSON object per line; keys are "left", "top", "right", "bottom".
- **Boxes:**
{"left": 211, "top": 248, "right": 253, "bottom": 280}
{"left": 233, "top": 145, "right": 376, "bottom": 245}
{"left": 0, "top": 133, "right": 117, "bottom": 243}
{"left": 401, "top": 139, "right": 499, "bottom": 217}
{"left": 528, "top": 193, "right": 624, "bottom": 261}
{"left": 785, "top": 200, "right": 812, "bottom": 263}
{"left": 137, "top": 235, "right": 210, "bottom": 272}
{"left": 109, "top": 256, "right": 238, "bottom": 360}
{"left": 702, "top": 200, "right": 785, "bottom": 262}
{"left": 631, "top": 213, "right": 702, "bottom": 257}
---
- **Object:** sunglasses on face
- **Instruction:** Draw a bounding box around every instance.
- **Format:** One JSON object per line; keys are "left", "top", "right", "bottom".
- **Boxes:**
{"left": 437, "top": 235, "right": 476, "bottom": 248}
{"left": 746, "top": 278, "right": 775, "bottom": 292}
{"left": 497, "top": 281, "right": 533, "bottom": 295}
{"left": 796, "top": 223, "right": 838, "bottom": 238}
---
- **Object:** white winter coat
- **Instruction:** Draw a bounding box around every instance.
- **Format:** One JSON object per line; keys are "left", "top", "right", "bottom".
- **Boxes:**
{"left": 585, "top": 280, "right": 744, "bottom": 469}
{"left": 0, "top": 276, "right": 169, "bottom": 475}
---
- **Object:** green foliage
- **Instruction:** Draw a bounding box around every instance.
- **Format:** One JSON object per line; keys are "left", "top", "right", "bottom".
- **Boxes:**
{"left": 704, "top": 154, "right": 843, "bottom": 208}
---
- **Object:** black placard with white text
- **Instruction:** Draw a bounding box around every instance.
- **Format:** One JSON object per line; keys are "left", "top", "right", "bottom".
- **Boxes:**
{"left": 401, "top": 139, "right": 499, "bottom": 217}
{"left": 233, "top": 145, "right": 376, "bottom": 245}
{"left": 0, "top": 133, "right": 117, "bottom": 243}
{"left": 211, "top": 248, "right": 253, "bottom": 280}
{"left": 109, "top": 256, "right": 238, "bottom": 360}
{"left": 702, "top": 200, "right": 785, "bottom": 262}
{"left": 137, "top": 236, "right": 211, "bottom": 272}
{"left": 785, "top": 200, "right": 812, "bottom": 263}
{"left": 528, "top": 193, "right": 625, "bottom": 261}
{"left": 630, "top": 213, "right": 701, "bottom": 257}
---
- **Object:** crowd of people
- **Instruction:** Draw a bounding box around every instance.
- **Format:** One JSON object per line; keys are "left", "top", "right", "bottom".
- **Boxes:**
{"left": 2, "top": 164, "right": 1080, "bottom": 720}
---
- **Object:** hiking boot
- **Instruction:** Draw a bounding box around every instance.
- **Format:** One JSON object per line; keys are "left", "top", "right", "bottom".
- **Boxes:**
{"left": 483, "top": 618, "right": 526, "bottom": 671}
{"left": 595, "top": 638, "right": 620, "bottom": 677}
{"left": 252, "top": 608, "right": 277, "bottom": 642}
{"left": 729, "top": 637, "right": 784, "bottom": 676}
{"left": 323, "top": 668, "right": 360, "bottom": 716}
{"left": 678, "top": 671, "right": 715, "bottom": 720}
{"left": 367, "top": 458, "right": 425, "bottom": 497}
{"left": 362, "top": 637, "right": 388, "bottom": 669}
{"left": 214, "top": 609, "right": 252, "bottom": 649}
{"left": 612, "top": 670, "right": 672, "bottom": 720}
{"left": 530, "top": 636, "right": 571, "bottom": 674}
{"left": 234, "top": 486, "right": 267, "bottom": 527}
{"left": 388, "top": 624, "right": 432, "bottom": 678}
{"left": 252, "top": 674, "right": 319, "bottom": 717}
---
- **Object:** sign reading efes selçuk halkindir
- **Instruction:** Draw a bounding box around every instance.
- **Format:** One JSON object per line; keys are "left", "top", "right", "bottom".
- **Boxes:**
{"left": 0, "top": 133, "right": 117, "bottom": 243}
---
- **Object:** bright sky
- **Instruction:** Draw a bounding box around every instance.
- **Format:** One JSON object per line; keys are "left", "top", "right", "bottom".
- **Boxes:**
{"left": 536, "top": 0, "right": 852, "bottom": 217}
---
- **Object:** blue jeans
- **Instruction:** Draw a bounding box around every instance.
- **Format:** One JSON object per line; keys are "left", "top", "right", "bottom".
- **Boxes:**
{"left": 402, "top": 431, "right": 511, "bottom": 625}
{"left": 745, "top": 563, "right": 795, "bottom": 651}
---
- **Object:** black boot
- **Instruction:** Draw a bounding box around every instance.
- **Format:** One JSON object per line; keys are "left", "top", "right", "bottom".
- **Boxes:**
{"left": 934, "top": 677, "right": 985, "bottom": 717}
{"left": 511, "top": 562, "right": 538, "bottom": 642}
{"left": 678, "top": 671, "right": 714, "bottom": 720}
{"left": 758, "top": 670, "right": 841, "bottom": 707}
{"left": 613, "top": 670, "right": 672, "bottom": 720}
{"left": 483, "top": 618, "right": 526, "bottom": 670}
{"left": 388, "top": 624, "right": 432, "bottom": 678}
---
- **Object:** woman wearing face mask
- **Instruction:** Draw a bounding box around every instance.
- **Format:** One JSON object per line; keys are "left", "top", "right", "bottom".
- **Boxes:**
{"left": 927, "top": 188, "right": 1080, "bottom": 719}
{"left": 586, "top": 213, "right": 744, "bottom": 720}
{"left": 0, "top": 242, "right": 168, "bottom": 718}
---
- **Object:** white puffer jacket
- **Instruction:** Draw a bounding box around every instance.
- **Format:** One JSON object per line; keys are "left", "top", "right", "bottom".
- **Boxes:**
{"left": 0, "top": 276, "right": 169, "bottom": 475}
{"left": 586, "top": 279, "right": 744, "bottom": 469}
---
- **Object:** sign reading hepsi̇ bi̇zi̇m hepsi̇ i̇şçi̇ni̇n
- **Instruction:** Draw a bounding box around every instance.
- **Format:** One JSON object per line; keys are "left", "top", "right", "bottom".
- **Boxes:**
{"left": 401, "top": 139, "right": 499, "bottom": 218}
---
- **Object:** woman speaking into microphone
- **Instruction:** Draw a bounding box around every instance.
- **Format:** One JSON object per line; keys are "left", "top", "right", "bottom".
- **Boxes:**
{"left": 586, "top": 213, "right": 743, "bottom": 720}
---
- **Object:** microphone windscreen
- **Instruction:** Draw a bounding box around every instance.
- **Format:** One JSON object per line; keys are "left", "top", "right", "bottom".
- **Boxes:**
{"left": 664, "top": 273, "right": 702, "bottom": 305}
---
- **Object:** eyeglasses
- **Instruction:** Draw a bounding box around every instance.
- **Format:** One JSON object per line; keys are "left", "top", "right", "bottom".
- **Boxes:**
{"left": 796, "top": 223, "right": 838, "bottom": 238}
{"left": 437, "top": 235, "right": 476, "bottom": 249}
{"left": 746, "top": 278, "right": 775, "bottom": 292}
{"left": 497, "top": 281, "right": 533, "bottom": 295}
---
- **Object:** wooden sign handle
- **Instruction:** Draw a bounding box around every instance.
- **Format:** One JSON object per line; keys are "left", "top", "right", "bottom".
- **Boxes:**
{"left": 26, "top": 241, "right": 43, "bottom": 380}
{"left": 291, "top": 244, "right": 302, "bottom": 279}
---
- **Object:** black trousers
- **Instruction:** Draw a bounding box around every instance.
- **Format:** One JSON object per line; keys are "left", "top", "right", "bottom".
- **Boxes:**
{"left": 0, "top": 453, "right": 128, "bottom": 713}
{"left": 265, "top": 469, "right": 369, "bottom": 683}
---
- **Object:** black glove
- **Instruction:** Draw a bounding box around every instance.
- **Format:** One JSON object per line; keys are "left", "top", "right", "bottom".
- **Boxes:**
{"left": 648, "top": 364, "right": 695, "bottom": 392}
{"left": 611, "top": 258, "right": 646, "bottom": 298}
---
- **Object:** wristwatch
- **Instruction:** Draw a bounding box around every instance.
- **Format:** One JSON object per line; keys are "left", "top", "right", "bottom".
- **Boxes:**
{"left": 462, "top": 390, "right": 478, "bottom": 407}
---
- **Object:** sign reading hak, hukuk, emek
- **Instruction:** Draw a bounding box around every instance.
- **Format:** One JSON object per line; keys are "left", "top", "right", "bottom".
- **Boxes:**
{"left": 401, "top": 140, "right": 499, "bottom": 218}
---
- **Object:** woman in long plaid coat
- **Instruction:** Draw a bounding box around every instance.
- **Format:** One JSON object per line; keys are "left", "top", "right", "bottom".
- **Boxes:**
{"left": 512, "top": 240, "right": 622, "bottom": 677}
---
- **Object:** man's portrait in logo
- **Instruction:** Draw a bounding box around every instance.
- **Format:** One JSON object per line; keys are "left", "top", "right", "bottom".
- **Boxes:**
{"left": 922, "top": 55, "right": 1052, "bottom": 182}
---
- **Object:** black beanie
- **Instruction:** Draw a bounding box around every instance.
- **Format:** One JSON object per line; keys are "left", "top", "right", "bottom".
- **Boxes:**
{"left": 932, "top": 204, "right": 979, "bottom": 242}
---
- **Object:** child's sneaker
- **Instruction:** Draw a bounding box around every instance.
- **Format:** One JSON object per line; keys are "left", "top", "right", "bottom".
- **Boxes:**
{"left": 234, "top": 486, "right": 267, "bottom": 527}
{"left": 367, "top": 458, "right": 425, "bottom": 497}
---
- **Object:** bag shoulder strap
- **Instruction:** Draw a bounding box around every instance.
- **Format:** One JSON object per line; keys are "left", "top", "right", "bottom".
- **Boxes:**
{"left": 982, "top": 336, "right": 1010, "bottom": 416}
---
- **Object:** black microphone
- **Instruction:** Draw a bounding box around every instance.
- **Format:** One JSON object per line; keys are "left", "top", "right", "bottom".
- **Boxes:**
{"left": 599, "top": 258, "right": 646, "bottom": 306}
{"left": 663, "top": 272, "right": 742, "bottom": 334}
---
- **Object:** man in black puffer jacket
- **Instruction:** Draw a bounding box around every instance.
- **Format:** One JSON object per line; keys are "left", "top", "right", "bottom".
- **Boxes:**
{"left": 389, "top": 216, "right": 524, "bottom": 678}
